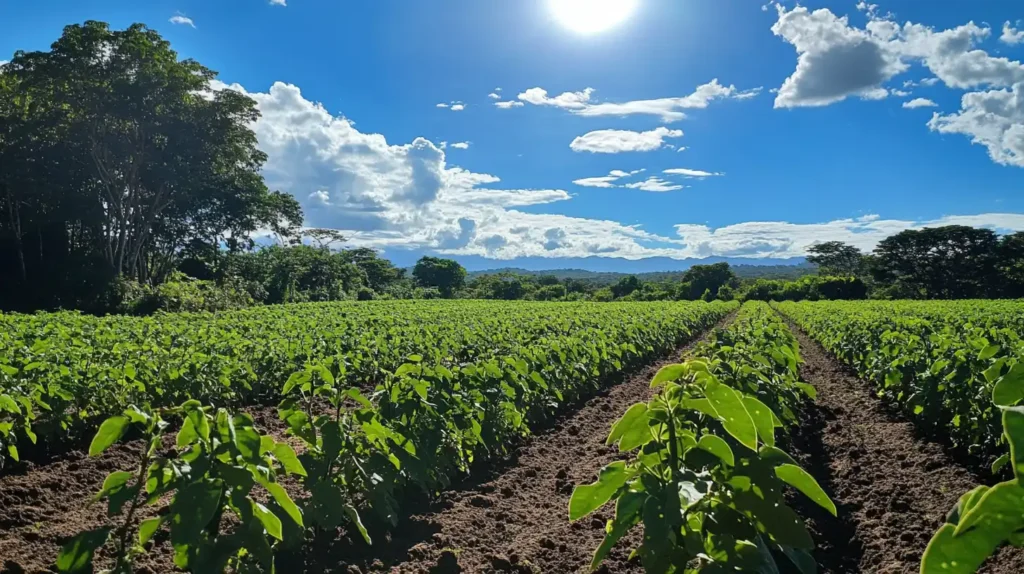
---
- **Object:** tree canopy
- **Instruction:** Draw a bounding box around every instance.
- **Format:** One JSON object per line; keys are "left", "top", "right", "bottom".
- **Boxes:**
{"left": 0, "top": 21, "right": 300, "bottom": 310}
{"left": 413, "top": 256, "right": 466, "bottom": 298}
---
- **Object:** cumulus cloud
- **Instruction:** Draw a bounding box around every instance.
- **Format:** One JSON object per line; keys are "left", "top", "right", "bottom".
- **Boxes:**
{"left": 663, "top": 168, "right": 723, "bottom": 178}
{"left": 903, "top": 97, "right": 938, "bottom": 108}
{"left": 771, "top": 6, "right": 1024, "bottom": 167}
{"left": 450, "top": 104, "right": 465, "bottom": 111}
{"left": 488, "top": 92, "right": 501, "bottom": 99}
{"left": 494, "top": 100, "right": 524, "bottom": 109}
{"left": 928, "top": 82, "right": 1024, "bottom": 167}
{"left": 269, "top": 0, "right": 286, "bottom": 5}
{"left": 570, "top": 127, "right": 683, "bottom": 153}
{"left": 214, "top": 79, "right": 1024, "bottom": 262}
{"left": 771, "top": 5, "right": 906, "bottom": 108}
{"left": 436, "top": 103, "right": 448, "bottom": 108}
{"left": 1002, "top": 22, "right": 1024, "bottom": 45}
{"left": 517, "top": 80, "right": 760, "bottom": 122}
{"left": 572, "top": 169, "right": 645, "bottom": 188}
{"left": 449, "top": 141, "right": 470, "bottom": 149}
{"left": 437, "top": 101, "right": 465, "bottom": 111}
{"left": 169, "top": 15, "right": 195, "bottom": 27}
{"left": 623, "top": 177, "right": 685, "bottom": 192}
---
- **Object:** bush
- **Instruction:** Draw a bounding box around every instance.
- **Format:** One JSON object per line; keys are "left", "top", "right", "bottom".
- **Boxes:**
{"left": 133, "top": 272, "right": 253, "bottom": 314}
{"left": 357, "top": 287, "right": 376, "bottom": 301}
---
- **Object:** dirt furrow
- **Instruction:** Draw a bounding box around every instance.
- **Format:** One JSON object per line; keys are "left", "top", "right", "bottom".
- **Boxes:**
{"left": 368, "top": 315, "right": 735, "bottom": 574}
{"left": 782, "top": 318, "right": 1024, "bottom": 574}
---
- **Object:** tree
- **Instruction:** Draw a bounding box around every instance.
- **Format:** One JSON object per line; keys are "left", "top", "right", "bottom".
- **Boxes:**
{"left": 0, "top": 21, "right": 300, "bottom": 311}
{"left": 610, "top": 275, "right": 642, "bottom": 298}
{"left": 997, "top": 232, "right": 1024, "bottom": 298}
{"left": 412, "top": 256, "right": 466, "bottom": 298}
{"left": 680, "top": 263, "right": 737, "bottom": 300}
{"left": 871, "top": 226, "right": 1000, "bottom": 299}
{"left": 806, "top": 241, "right": 864, "bottom": 276}
{"left": 338, "top": 247, "right": 405, "bottom": 292}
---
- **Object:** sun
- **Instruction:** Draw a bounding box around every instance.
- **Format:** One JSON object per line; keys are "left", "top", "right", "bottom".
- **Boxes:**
{"left": 548, "top": 0, "right": 639, "bottom": 34}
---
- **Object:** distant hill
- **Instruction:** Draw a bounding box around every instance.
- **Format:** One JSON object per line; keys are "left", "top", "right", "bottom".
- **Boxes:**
{"left": 467, "top": 261, "right": 816, "bottom": 285}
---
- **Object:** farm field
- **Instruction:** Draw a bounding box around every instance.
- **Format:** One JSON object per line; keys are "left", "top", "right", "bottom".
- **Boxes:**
{"left": 2, "top": 299, "right": 1024, "bottom": 573}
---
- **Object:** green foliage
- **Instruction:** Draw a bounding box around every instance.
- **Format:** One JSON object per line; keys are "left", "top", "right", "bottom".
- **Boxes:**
{"left": 777, "top": 300, "right": 1024, "bottom": 462}
{"left": 0, "top": 21, "right": 301, "bottom": 312}
{"left": 806, "top": 241, "right": 864, "bottom": 276}
{"left": 574, "top": 302, "right": 830, "bottom": 573}
{"left": 871, "top": 226, "right": 1000, "bottom": 299}
{"left": 58, "top": 402, "right": 305, "bottom": 573}
{"left": 680, "top": 262, "right": 738, "bottom": 300}
{"left": 742, "top": 276, "right": 867, "bottom": 302}
{"left": 412, "top": 257, "right": 466, "bottom": 298}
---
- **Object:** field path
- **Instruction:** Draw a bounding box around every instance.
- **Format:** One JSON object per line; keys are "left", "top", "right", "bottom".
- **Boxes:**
{"left": 782, "top": 318, "right": 1024, "bottom": 574}
{"left": 336, "top": 312, "right": 737, "bottom": 574}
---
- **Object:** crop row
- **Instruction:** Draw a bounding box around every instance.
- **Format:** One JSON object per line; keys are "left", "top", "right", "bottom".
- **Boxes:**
{"left": 0, "top": 300, "right": 736, "bottom": 469}
{"left": 571, "top": 301, "right": 834, "bottom": 573}
{"left": 774, "top": 300, "right": 1024, "bottom": 465}
{"left": 45, "top": 300, "right": 736, "bottom": 571}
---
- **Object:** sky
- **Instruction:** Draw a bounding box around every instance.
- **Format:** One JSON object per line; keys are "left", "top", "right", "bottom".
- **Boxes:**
{"left": 2, "top": 0, "right": 1024, "bottom": 270}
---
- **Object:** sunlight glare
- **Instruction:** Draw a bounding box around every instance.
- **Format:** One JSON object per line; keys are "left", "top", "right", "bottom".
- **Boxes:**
{"left": 548, "top": 0, "right": 639, "bottom": 34}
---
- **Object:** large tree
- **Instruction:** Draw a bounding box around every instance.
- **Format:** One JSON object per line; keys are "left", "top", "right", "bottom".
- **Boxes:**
{"left": 0, "top": 21, "right": 300, "bottom": 310}
{"left": 871, "top": 226, "right": 1000, "bottom": 299}
{"left": 413, "top": 256, "right": 466, "bottom": 298}
{"left": 806, "top": 241, "right": 864, "bottom": 276}
{"left": 680, "top": 262, "right": 737, "bottom": 300}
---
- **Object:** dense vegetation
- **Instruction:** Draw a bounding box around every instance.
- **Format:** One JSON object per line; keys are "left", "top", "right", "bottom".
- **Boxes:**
{"left": 34, "top": 300, "right": 735, "bottom": 571}
{"left": 776, "top": 300, "right": 1024, "bottom": 464}
{"left": 573, "top": 302, "right": 833, "bottom": 572}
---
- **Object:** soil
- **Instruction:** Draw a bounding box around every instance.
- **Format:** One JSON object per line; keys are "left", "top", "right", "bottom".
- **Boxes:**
{"left": 357, "top": 315, "right": 737, "bottom": 574}
{"left": 782, "top": 318, "right": 1024, "bottom": 574}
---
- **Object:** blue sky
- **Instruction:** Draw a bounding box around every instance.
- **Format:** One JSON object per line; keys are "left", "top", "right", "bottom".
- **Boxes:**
{"left": 3, "top": 0, "right": 1024, "bottom": 269}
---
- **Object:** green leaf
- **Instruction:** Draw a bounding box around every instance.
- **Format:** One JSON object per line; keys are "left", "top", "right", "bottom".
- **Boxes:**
{"left": 94, "top": 470, "right": 132, "bottom": 502}
{"left": 921, "top": 523, "right": 1003, "bottom": 574}
{"left": 759, "top": 446, "right": 798, "bottom": 468}
{"left": 0, "top": 394, "right": 21, "bottom": 414}
{"left": 344, "top": 504, "right": 373, "bottom": 545}
{"left": 591, "top": 490, "right": 645, "bottom": 569}
{"left": 993, "top": 453, "right": 1010, "bottom": 475}
{"left": 706, "top": 379, "right": 758, "bottom": 451}
{"left": 89, "top": 416, "right": 129, "bottom": 456}
{"left": 253, "top": 501, "right": 284, "bottom": 541}
{"left": 651, "top": 364, "right": 687, "bottom": 387}
{"left": 263, "top": 480, "right": 304, "bottom": 528}
{"left": 138, "top": 516, "right": 165, "bottom": 545}
{"left": 775, "top": 464, "right": 836, "bottom": 517}
{"left": 273, "top": 442, "right": 307, "bottom": 476}
{"left": 795, "top": 382, "right": 817, "bottom": 400}
{"left": 57, "top": 527, "right": 111, "bottom": 573}
{"left": 979, "top": 344, "right": 1001, "bottom": 361}
{"left": 169, "top": 479, "right": 223, "bottom": 546}
{"left": 697, "top": 434, "right": 735, "bottom": 466}
{"left": 742, "top": 396, "right": 777, "bottom": 449}
{"left": 607, "top": 403, "right": 652, "bottom": 452}
{"left": 993, "top": 364, "right": 1024, "bottom": 407}
{"left": 682, "top": 398, "right": 719, "bottom": 418}
{"left": 1004, "top": 407, "right": 1024, "bottom": 479}
{"left": 176, "top": 416, "right": 198, "bottom": 448}
{"left": 569, "top": 461, "right": 629, "bottom": 521}
{"left": 954, "top": 481, "right": 1024, "bottom": 537}
{"left": 283, "top": 370, "right": 310, "bottom": 395}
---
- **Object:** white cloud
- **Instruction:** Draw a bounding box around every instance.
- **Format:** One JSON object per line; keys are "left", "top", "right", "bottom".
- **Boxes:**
{"left": 488, "top": 92, "right": 502, "bottom": 99}
{"left": 0, "top": 61, "right": 7, "bottom": 67}
{"left": 771, "top": 5, "right": 906, "bottom": 108}
{"left": 569, "top": 127, "right": 683, "bottom": 153}
{"left": 672, "top": 213, "right": 1024, "bottom": 259}
{"left": 494, "top": 100, "right": 524, "bottom": 109}
{"left": 450, "top": 141, "right": 470, "bottom": 149}
{"left": 903, "top": 97, "right": 937, "bottom": 108}
{"left": 516, "top": 80, "right": 760, "bottom": 122}
{"left": 771, "top": 6, "right": 1024, "bottom": 167}
{"left": 663, "top": 168, "right": 723, "bottom": 178}
{"left": 215, "top": 79, "right": 1024, "bottom": 262}
{"left": 169, "top": 15, "right": 195, "bottom": 27}
{"left": 891, "top": 89, "right": 911, "bottom": 97}
{"left": 572, "top": 169, "right": 644, "bottom": 188}
{"left": 1001, "top": 22, "right": 1024, "bottom": 45}
{"left": 436, "top": 103, "right": 449, "bottom": 108}
{"left": 269, "top": 0, "right": 286, "bottom": 5}
{"left": 494, "top": 87, "right": 502, "bottom": 92}
{"left": 928, "top": 82, "right": 1024, "bottom": 167}
{"left": 450, "top": 103, "right": 465, "bottom": 111}
{"left": 624, "top": 177, "right": 685, "bottom": 192}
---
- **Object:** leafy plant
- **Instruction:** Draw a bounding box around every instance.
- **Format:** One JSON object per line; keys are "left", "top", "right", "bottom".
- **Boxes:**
{"left": 57, "top": 401, "right": 306, "bottom": 573}
{"left": 573, "top": 302, "right": 832, "bottom": 573}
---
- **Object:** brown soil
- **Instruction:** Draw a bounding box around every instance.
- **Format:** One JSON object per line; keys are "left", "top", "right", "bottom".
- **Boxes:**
{"left": 782, "top": 319, "right": 1024, "bottom": 574}
{"left": 356, "top": 315, "right": 736, "bottom": 574}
